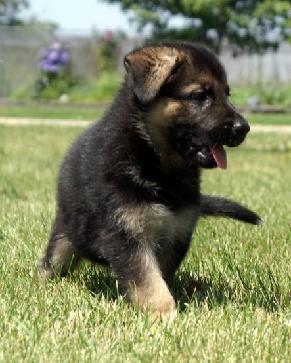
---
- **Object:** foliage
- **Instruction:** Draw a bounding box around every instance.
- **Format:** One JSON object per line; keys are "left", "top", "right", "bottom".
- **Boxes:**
{"left": 255, "top": 85, "right": 291, "bottom": 106}
{"left": 34, "top": 42, "right": 78, "bottom": 100}
{"left": 103, "top": 0, "right": 291, "bottom": 53}
{"left": 97, "top": 30, "right": 121, "bottom": 72}
{"left": 0, "top": 126, "right": 290, "bottom": 361}
{"left": 13, "top": 70, "right": 121, "bottom": 103}
{"left": 68, "top": 71, "right": 121, "bottom": 103}
{"left": 96, "top": 30, "right": 126, "bottom": 72}
{"left": 231, "top": 84, "right": 291, "bottom": 107}
{"left": 0, "top": 0, "right": 28, "bottom": 25}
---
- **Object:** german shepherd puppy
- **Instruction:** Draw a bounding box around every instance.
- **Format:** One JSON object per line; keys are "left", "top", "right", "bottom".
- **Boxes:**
{"left": 39, "top": 42, "right": 261, "bottom": 317}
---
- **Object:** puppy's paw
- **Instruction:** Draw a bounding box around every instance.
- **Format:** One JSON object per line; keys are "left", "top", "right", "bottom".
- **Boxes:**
{"left": 150, "top": 301, "right": 177, "bottom": 322}
{"left": 37, "top": 259, "right": 55, "bottom": 281}
{"left": 129, "top": 281, "right": 176, "bottom": 320}
{"left": 144, "top": 292, "right": 177, "bottom": 322}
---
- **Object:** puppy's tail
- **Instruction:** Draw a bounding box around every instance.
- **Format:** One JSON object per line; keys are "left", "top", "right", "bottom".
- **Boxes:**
{"left": 200, "top": 195, "right": 262, "bottom": 225}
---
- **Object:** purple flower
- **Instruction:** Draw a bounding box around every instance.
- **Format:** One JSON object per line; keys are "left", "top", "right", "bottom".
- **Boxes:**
{"left": 38, "top": 43, "right": 70, "bottom": 73}
{"left": 47, "top": 50, "right": 59, "bottom": 63}
{"left": 38, "top": 59, "right": 59, "bottom": 73}
{"left": 59, "top": 50, "right": 70, "bottom": 65}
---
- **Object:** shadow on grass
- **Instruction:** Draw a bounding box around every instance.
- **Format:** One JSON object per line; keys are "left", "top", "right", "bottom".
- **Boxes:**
{"left": 172, "top": 271, "right": 235, "bottom": 312}
{"left": 172, "top": 269, "right": 286, "bottom": 313}
{"left": 71, "top": 264, "right": 121, "bottom": 302}
{"left": 68, "top": 263, "right": 286, "bottom": 314}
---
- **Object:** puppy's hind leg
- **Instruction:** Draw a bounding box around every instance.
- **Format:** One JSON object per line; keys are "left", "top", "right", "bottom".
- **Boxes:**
{"left": 38, "top": 214, "right": 81, "bottom": 279}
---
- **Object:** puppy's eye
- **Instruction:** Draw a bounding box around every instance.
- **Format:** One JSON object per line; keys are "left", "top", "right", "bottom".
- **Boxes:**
{"left": 188, "top": 91, "right": 208, "bottom": 103}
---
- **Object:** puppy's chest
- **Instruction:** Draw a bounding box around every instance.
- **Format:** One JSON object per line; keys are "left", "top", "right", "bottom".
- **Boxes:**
{"left": 116, "top": 203, "right": 199, "bottom": 243}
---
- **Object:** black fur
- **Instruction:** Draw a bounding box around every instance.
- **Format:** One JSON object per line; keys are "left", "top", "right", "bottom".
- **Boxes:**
{"left": 200, "top": 195, "right": 262, "bottom": 225}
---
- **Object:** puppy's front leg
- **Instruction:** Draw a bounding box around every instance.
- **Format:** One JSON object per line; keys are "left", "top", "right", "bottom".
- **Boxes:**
{"left": 129, "top": 251, "right": 176, "bottom": 317}
{"left": 113, "top": 248, "right": 176, "bottom": 317}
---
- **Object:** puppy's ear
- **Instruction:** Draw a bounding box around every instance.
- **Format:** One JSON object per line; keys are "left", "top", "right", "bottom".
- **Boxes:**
{"left": 124, "top": 46, "right": 182, "bottom": 104}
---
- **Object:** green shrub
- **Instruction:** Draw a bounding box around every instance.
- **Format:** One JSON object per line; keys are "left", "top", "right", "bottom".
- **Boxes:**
{"left": 35, "top": 70, "right": 78, "bottom": 100}
{"left": 96, "top": 31, "right": 125, "bottom": 72}
{"left": 231, "top": 84, "right": 291, "bottom": 107}
{"left": 68, "top": 71, "right": 121, "bottom": 103}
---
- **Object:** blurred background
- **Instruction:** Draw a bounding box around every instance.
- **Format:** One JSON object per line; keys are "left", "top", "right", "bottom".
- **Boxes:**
{"left": 0, "top": 0, "right": 291, "bottom": 118}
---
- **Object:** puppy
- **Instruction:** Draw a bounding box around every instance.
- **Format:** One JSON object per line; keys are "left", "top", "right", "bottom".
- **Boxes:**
{"left": 39, "top": 42, "right": 261, "bottom": 316}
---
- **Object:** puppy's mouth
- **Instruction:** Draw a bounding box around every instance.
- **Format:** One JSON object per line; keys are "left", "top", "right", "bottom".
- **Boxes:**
{"left": 194, "top": 144, "right": 227, "bottom": 169}
{"left": 170, "top": 121, "right": 249, "bottom": 169}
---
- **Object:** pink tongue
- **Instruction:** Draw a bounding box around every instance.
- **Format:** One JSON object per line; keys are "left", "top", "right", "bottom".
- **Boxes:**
{"left": 210, "top": 145, "right": 227, "bottom": 169}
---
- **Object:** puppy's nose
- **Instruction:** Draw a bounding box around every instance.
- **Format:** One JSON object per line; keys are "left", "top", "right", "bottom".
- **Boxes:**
{"left": 233, "top": 120, "right": 250, "bottom": 137}
{"left": 221, "top": 118, "right": 250, "bottom": 146}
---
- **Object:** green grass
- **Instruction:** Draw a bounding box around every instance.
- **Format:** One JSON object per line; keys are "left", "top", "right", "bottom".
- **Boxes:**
{"left": 0, "top": 125, "right": 290, "bottom": 362}
{"left": 246, "top": 112, "right": 291, "bottom": 125}
{"left": 0, "top": 104, "right": 106, "bottom": 120}
{"left": 0, "top": 104, "right": 291, "bottom": 125}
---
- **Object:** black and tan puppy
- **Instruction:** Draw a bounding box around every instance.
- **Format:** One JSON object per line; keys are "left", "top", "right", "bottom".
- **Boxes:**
{"left": 39, "top": 42, "right": 261, "bottom": 316}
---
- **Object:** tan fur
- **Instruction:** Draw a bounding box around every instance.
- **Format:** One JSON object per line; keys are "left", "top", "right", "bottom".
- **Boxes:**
{"left": 128, "top": 251, "right": 175, "bottom": 316}
{"left": 180, "top": 83, "right": 203, "bottom": 94}
{"left": 115, "top": 202, "right": 198, "bottom": 246}
{"left": 125, "top": 47, "right": 182, "bottom": 103}
{"left": 39, "top": 237, "right": 80, "bottom": 278}
{"left": 146, "top": 98, "right": 186, "bottom": 169}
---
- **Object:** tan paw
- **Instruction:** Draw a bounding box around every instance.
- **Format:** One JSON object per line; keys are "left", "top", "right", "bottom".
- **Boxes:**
{"left": 150, "top": 303, "right": 177, "bottom": 322}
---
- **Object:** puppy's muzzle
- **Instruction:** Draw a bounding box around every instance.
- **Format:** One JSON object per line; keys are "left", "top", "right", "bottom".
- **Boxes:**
{"left": 221, "top": 117, "right": 250, "bottom": 147}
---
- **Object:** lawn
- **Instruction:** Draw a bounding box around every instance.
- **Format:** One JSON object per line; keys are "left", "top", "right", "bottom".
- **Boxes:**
{"left": 0, "top": 103, "right": 106, "bottom": 121}
{"left": 0, "top": 124, "right": 290, "bottom": 362}
{"left": 245, "top": 112, "right": 291, "bottom": 126}
{"left": 0, "top": 103, "right": 290, "bottom": 125}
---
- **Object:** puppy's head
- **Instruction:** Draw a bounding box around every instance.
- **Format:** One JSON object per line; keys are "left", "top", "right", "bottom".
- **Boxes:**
{"left": 124, "top": 42, "right": 250, "bottom": 170}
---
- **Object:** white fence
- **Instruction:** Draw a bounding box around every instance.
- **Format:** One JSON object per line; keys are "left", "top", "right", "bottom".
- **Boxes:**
{"left": 221, "top": 44, "right": 291, "bottom": 85}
